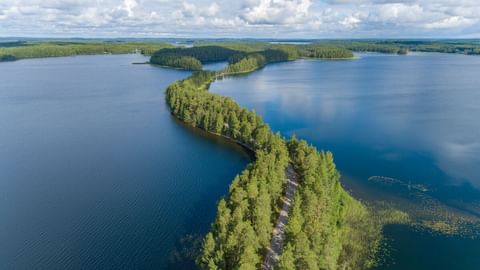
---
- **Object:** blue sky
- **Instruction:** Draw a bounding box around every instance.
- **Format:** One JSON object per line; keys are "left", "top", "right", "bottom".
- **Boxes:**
{"left": 0, "top": 0, "right": 479, "bottom": 38}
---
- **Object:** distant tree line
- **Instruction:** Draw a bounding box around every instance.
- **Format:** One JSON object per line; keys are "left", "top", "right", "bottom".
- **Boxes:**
{"left": 150, "top": 46, "right": 239, "bottom": 70}
{"left": 151, "top": 54, "right": 203, "bottom": 70}
{"left": 318, "top": 40, "right": 480, "bottom": 55}
{"left": 299, "top": 45, "right": 355, "bottom": 58}
{"left": 320, "top": 41, "right": 408, "bottom": 55}
{"left": 151, "top": 44, "right": 355, "bottom": 72}
{"left": 0, "top": 41, "right": 171, "bottom": 62}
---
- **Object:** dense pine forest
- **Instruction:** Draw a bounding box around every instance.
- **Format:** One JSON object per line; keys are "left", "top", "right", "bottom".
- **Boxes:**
{"left": 0, "top": 41, "right": 171, "bottom": 61}
{"left": 3, "top": 39, "right": 478, "bottom": 63}
{"left": 161, "top": 45, "right": 382, "bottom": 270}
{"left": 320, "top": 40, "right": 480, "bottom": 55}
{"left": 151, "top": 44, "right": 354, "bottom": 71}
{"left": 280, "top": 140, "right": 380, "bottom": 270}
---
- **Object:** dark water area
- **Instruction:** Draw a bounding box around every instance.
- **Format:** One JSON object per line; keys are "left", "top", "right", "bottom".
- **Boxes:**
{"left": 380, "top": 224, "right": 479, "bottom": 270}
{"left": 0, "top": 54, "right": 249, "bottom": 269}
{"left": 210, "top": 53, "right": 480, "bottom": 269}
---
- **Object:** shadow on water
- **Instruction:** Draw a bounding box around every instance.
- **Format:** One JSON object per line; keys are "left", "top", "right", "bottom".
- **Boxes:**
{"left": 165, "top": 116, "right": 254, "bottom": 269}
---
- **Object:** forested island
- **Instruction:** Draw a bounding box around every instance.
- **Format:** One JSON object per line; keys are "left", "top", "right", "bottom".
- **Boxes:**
{"left": 0, "top": 41, "right": 171, "bottom": 61}
{"left": 151, "top": 44, "right": 353, "bottom": 71}
{"left": 159, "top": 45, "right": 385, "bottom": 270}
{"left": 3, "top": 39, "right": 479, "bottom": 63}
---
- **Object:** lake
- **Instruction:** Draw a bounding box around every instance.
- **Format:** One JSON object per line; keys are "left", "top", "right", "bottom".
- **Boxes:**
{"left": 210, "top": 53, "right": 480, "bottom": 269}
{"left": 0, "top": 55, "right": 250, "bottom": 269}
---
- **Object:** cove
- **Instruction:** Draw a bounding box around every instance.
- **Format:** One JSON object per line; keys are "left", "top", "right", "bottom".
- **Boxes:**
{"left": 0, "top": 55, "right": 249, "bottom": 269}
{"left": 210, "top": 52, "right": 480, "bottom": 269}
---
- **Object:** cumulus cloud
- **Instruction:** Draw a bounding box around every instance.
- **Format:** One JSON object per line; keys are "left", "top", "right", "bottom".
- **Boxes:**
{"left": 340, "top": 14, "right": 362, "bottom": 29}
{"left": 240, "top": 0, "right": 312, "bottom": 25}
{"left": 424, "top": 16, "right": 477, "bottom": 29}
{"left": 0, "top": 0, "right": 479, "bottom": 37}
{"left": 176, "top": 2, "right": 221, "bottom": 18}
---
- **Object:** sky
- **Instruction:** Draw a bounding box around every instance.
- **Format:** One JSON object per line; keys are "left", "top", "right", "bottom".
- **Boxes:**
{"left": 0, "top": 0, "right": 479, "bottom": 38}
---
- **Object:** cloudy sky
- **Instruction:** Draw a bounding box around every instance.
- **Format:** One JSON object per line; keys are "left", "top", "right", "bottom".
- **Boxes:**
{"left": 0, "top": 0, "right": 479, "bottom": 38}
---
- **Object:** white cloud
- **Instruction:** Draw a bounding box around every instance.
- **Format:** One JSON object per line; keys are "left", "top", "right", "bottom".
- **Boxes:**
{"left": 176, "top": 2, "right": 221, "bottom": 18}
{"left": 118, "top": 0, "right": 139, "bottom": 17}
{"left": 424, "top": 16, "right": 477, "bottom": 29}
{"left": 340, "top": 14, "right": 361, "bottom": 29}
{"left": 372, "top": 3, "right": 426, "bottom": 24}
{"left": 0, "top": 0, "right": 479, "bottom": 37}
{"left": 241, "top": 0, "right": 312, "bottom": 25}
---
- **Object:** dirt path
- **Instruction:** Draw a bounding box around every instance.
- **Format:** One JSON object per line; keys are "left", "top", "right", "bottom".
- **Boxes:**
{"left": 262, "top": 164, "right": 299, "bottom": 270}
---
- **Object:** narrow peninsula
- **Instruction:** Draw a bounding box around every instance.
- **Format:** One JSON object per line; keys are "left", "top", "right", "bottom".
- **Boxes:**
{"left": 155, "top": 44, "right": 381, "bottom": 270}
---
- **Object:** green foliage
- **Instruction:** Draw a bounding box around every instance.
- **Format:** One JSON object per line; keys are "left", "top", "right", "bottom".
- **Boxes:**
{"left": 318, "top": 40, "right": 480, "bottom": 55}
{"left": 166, "top": 62, "right": 290, "bottom": 270}
{"left": 324, "top": 41, "right": 407, "bottom": 54}
{"left": 224, "top": 49, "right": 292, "bottom": 74}
{"left": 151, "top": 54, "right": 202, "bottom": 70}
{"left": 164, "top": 45, "right": 380, "bottom": 270}
{"left": 299, "top": 45, "right": 354, "bottom": 59}
{"left": 150, "top": 46, "right": 240, "bottom": 70}
{"left": 194, "top": 42, "right": 267, "bottom": 53}
{"left": 155, "top": 46, "right": 238, "bottom": 62}
{"left": 0, "top": 41, "right": 171, "bottom": 61}
{"left": 280, "top": 139, "right": 382, "bottom": 270}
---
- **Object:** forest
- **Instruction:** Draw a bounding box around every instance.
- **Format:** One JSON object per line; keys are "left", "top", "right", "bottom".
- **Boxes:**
{"left": 3, "top": 39, "right": 480, "bottom": 63}
{"left": 160, "top": 45, "right": 382, "bottom": 270}
{"left": 279, "top": 139, "right": 381, "bottom": 270}
{"left": 0, "top": 41, "right": 171, "bottom": 61}
{"left": 151, "top": 44, "right": 354, "bottom": 71}
{"left": 321, "top": 40, "right": 480, "bottom": 55}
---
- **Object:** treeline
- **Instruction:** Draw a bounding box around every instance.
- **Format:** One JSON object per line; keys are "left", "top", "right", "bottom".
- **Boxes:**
{"left": 166, "top": 71, "right": 290, "bottom": 269}
{"left": 278, "top": 139, "right": 381, "bottom": 270}
{"left": 154, "top": 46, "right": 238, "bottom": 63}
{"left": 299, "top": 45, "right": 355, "bottom": 58}
{"left": 151, "top": 44, "right": 355, "bottom": 72}
{"left": 399, "top": 41, "right": 480, "bottom": 55}
{"left": 223, "top": 45, "right": 354, "bottom": 74}
{"left": 224, "top": 49, "right": 291, "bottom": 74}
{"left": 194, "top": 42, "right": 267, "bottom": 53}
{"left": 0, "top": 42, "right": 171, "bottom": 62}
{"left": 151, "top": 54, "right": 202, "bottom": 70}
{"left": 320, "top": 40, "right": 480, "bottom": 55}
{"left": 162, "top": 46, "right": 381, "bottom": 270}
{"left": 150, "top": 46, "right": 238, "bottom": 70}
{"left": 322, "top": 41, "right": 408, "bottom": 55}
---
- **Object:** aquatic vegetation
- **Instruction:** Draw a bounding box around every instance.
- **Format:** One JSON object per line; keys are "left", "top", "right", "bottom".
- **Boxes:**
{"left": 367, "top": 175, "right": 480, "bottom": 238}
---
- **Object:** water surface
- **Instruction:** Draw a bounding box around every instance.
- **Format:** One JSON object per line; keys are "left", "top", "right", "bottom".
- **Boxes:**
{"left": 0, "top": 55, "right": 249, "bottom": 269}
{"left": 210, "top": 53, "right": 480, "bottom": 269}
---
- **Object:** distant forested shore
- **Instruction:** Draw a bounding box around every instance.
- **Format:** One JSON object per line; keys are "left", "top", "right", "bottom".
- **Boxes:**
{"left": 2, "top": 39, "right": 480, "bottom": 63}
{"left": 151, "top": 44, "right": 353, "bottom": 71}
{"left": 0, "top": 41, "right": 171, "bottom": 61}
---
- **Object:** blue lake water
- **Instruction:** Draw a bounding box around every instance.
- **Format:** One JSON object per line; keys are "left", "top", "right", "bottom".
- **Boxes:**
{"left": 0, "top": 54, "right": 250, "bottom": 269}
{"left": 210, "top": 53, "right": 480, "bottom": 269}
